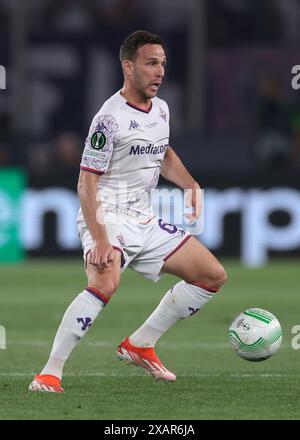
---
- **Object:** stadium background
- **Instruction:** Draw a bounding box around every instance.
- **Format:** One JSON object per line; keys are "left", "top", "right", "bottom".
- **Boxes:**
{"left": 1, "top": 0, "right": 300, "bottom": 421}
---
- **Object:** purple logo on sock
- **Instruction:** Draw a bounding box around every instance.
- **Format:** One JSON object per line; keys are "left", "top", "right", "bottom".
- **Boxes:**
{"left": 77, "top": 317, "right": 92, "bottom": 331}
{"left": 188, "top": 307, "right": 200, "bottom": 316}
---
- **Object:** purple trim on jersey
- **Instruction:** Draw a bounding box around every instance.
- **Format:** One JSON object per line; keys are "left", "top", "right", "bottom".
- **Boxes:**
{"left": 163, "top": 234, "right": 192, "bottom": 262}
{"left": 112, "top": 246, "right": 126, "bottom": 268}
{"left": 126, "top": 101, "right": 152, "bottom": 114}
{"left": 85, "top": 247, "right": 125, "bottom": 270}
{"left": 80, "top": 166, "right": 105, "bottom": 175}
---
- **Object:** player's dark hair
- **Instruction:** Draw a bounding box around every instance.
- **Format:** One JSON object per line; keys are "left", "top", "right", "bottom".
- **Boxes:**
{"left": 119, "top": 30, "right": 165, "bottom": 62}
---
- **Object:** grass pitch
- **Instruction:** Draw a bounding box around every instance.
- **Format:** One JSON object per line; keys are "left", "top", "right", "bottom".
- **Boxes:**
{"left": 0, "top": 258, "right": 299, "bottom": 420}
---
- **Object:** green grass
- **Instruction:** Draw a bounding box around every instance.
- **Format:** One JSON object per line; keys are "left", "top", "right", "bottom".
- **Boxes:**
{"left": 0, "top": 259, "right": 300, "bottom": 419}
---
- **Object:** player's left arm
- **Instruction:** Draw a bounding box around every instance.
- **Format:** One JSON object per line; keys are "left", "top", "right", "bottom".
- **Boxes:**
{"left": 160, "top": 145, "right": 202, "bottom": 221}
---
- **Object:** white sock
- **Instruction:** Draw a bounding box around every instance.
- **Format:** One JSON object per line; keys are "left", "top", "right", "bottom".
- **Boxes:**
{"left": 129, "top": 281, "right": 215, "bottom": 347}
{"left": 40, "top": 289, "right": 107, "bottom": 379}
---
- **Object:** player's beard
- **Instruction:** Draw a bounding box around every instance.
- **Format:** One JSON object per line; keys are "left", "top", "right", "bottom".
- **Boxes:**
{"left": 142, "top": 84, "right": 159, "bottom": 100}
{"left": 136, "top": 81, "right": 154, "bottom": 100}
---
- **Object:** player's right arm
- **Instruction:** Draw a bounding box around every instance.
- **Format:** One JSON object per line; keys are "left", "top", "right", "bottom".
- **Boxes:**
{"left": 78, "top": 111, "right": 120, "bottom": 269}
{"left": 77, "top": 170, "right": 114, "bottom": 269}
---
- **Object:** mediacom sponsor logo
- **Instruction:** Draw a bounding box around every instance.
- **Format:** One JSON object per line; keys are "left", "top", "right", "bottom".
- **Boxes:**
{"left": 129, "top": 144, "right": 168, "bottom": 155}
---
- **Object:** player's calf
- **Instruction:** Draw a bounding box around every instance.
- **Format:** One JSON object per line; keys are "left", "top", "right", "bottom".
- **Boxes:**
{"left": 128, "top": 280, "right": 221, "bottom": 351}
{"left": 29, "top": 287, "right": 110, "bottom": 392}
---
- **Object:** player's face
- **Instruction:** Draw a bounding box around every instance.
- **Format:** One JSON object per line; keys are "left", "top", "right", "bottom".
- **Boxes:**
{"left": 131, "top": 44, "right": 166, "bottom": 100}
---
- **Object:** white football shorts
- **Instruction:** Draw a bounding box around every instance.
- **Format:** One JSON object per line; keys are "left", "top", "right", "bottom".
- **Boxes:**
{"left": 78, "top": 212, "right": 191, "bottom": 282}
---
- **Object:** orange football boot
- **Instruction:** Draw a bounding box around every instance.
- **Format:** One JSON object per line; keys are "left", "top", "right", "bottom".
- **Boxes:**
{"left": 117, "top": 337, "right": 176, "bottom": 382}
{"left": 28, "top": 374, "right": 64, "bottom": 393}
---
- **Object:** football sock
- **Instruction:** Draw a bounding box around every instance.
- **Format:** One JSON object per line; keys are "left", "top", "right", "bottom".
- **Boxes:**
{"left": 40, "top": 288, "right": 107, "bottom": 379}
{"left": 129, "top": 281, "right": 216, "bottom": 347}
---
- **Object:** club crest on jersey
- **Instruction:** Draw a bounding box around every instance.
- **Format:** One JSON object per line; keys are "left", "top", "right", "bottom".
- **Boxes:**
{"left": 159, "top": 107, "right": 167, "bottom": 122}
{"left": 91, "top": 131, "right": 106, "bottom": 150}
{"left": 129, "top": 120, "right": 140, "bottom": 130}
{"left": 117, "top": 234, "right": 126, "bottom": 247}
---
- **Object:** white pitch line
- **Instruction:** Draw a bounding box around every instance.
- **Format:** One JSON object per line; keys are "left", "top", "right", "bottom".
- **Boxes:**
{"left": 7, "top": 340, "right": 290, "bottom": 349}
{"left": 0, "top": 340, "right": 237, "bottom": 348}
{"left": 6, "top": 340, "right": 230, "bottom": 348}
{"left": 0, "top": 372, "right": 297, "bottom": 378}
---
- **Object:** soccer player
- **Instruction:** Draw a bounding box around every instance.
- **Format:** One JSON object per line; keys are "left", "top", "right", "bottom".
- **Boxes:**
{"left": 29, "top": 30, "right": 227, "bottom": 393}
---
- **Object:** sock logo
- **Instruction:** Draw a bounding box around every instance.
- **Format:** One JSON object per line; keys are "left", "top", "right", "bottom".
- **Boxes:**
{"left": 188, "top": 307, "right": 200, "bottom": 316}
{"left": 77, "top": 317, "right": 92, "bottom": 331}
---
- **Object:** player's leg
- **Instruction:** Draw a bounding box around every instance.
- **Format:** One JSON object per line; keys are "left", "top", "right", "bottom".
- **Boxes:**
{"left": 129, "top": 237, "right": 226, "bottom": 351}
{"left": 29, "top": 252, "right": 121, "bottom": 392}
{"left": 162, "top": 235, "right": 227, "bottom": 287}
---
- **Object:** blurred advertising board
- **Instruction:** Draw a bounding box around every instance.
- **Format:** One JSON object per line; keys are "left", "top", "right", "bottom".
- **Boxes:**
{"left": 17, "top": 178, "right": 300, "bottom": 267}
{"left": 0, "top": 169, "right": 26, "bottom": 262}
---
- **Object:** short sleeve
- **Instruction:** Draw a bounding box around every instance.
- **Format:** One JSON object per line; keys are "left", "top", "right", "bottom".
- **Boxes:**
{"left": 80, "top": 113, "right": 120, "bottom": 175}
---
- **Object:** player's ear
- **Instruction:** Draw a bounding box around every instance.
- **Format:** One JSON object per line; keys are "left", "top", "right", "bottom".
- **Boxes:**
{"left": 122, "top": 60, "right": 134, "bottom": 77}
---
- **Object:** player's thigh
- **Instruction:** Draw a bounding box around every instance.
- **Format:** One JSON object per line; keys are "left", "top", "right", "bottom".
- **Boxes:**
{"left": 161, "top": 236, "right": 227, "bottom": 288}
{"left": 85, "top": 250, "right": 121, "bottom": 299}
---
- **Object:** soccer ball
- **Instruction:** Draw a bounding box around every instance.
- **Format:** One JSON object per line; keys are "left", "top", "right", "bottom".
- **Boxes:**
{"left": 228, "top": 308, "right": 283, "bottom": 361}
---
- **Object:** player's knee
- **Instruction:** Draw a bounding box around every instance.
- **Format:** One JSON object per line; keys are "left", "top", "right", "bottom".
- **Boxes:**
{"left": 188, "top": 263, "right": 227, "bottom": 292}
{"left": 211, "top": 264, "right": 227, "bottom": 289}
{"left": 89, "top": 278, "right": 119, "bottom": 299}
{"left": 101, "top": 279, "right": 119, "bottom": 298}
{"left": 195, "top": 264, "right": 227, "bottom": 291}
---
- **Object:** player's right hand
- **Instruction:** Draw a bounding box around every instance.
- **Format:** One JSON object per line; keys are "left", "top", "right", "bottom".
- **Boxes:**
{"left": 88, "top": 240, "right": 115, "bottom": 269}
{"left": 184, "top": 184, "right": 202, "bottom": 223}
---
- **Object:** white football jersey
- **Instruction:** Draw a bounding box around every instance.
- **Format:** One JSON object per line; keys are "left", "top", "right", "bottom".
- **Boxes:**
{"left": 78, "top": 90, "right": 170, "bottom": 222}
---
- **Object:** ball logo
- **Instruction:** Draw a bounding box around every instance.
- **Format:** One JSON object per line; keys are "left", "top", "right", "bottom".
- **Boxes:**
{"left": 91, "top": 131, "right": 106, "bottom": 150}
{"left": 236, "top": 318, "right": 244, "bottom": 328}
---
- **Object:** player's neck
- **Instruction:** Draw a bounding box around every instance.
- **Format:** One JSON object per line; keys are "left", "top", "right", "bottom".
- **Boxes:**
{"left": 120, "top": 87, "right": 152, "bottom": 112}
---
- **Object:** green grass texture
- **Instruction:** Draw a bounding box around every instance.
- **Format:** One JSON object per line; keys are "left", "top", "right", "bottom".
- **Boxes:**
{"left": 0, "top": 258, "right": 299, "bottom": 420}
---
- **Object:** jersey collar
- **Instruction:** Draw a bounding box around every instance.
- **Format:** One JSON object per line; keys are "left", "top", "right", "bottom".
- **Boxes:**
{"left": 117, "top": 90, "right": 153, "bottom": 114}
{"left": 126, "top": 101, "right": 152, "bottom": 114}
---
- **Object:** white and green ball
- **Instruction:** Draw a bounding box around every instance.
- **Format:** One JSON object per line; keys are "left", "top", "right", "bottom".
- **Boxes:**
{"left": 228, "top": 308, "right": 283, "bottom": 361}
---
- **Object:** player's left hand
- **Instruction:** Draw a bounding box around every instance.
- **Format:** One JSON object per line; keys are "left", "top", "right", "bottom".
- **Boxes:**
{"left": 184, "top": 182, "right": 202, "bottom": 223}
